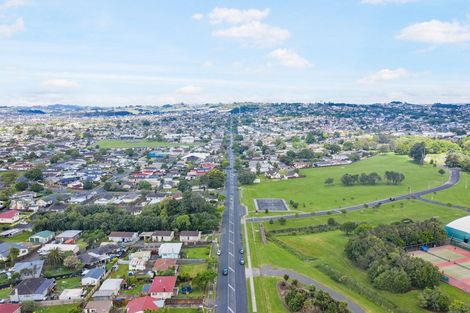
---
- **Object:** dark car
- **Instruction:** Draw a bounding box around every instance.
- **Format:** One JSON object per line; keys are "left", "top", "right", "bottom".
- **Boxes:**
{"left": 222, "top": 268, "right": 228, "bottom": 276}
{"left": 240, "top": 258, "right": 245, "bottom": 265}
{"left": 239, "top": 248, "right": 244, "bottom": 254}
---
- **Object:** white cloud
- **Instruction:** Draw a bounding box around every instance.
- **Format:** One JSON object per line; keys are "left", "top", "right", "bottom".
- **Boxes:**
{"left": 42, "top": 79, "right": 80, "bottom": 89}
{"left": 398, "top": 20, "right": 470, "bottom": 44}
{"left": 212, "top": 21, "right": 290, "bottom": 46}
{"left": 267, "top": 49, "right": 311, "bottom": 69}
{"left": 176, "top": 85, "right": 202, "bottom": 95}
{"left": 361, "top": 68, "right": 409, "bottom": 83}
{"left": 0, "top": 17, "right": 24, "bottom": 37}
{"left": 361, "top": 0, "right": 414, "bottom": 4}
{"left": 192, "top": 13, "right": 204, "bottom": 21}
{"left": 208, "top": 7, "right": 270, "bottom": 24}
{"left": 0, "top": 0, "right": 29, "bottom": 9}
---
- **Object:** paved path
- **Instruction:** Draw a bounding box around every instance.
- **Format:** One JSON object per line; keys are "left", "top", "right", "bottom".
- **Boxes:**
{"left": 258, "top": 265, "right": 365, "bottom": 313}
{"left": 247, "top": 168, "right": 462, "bottom": 223}
{"left": 415, "top": 196, "right": 470, "bottom": 211}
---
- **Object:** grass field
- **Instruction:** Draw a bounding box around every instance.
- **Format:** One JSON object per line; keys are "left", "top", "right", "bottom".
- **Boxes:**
{"left": 423, "top": 171, "right": 470, "bottom": 207}
{"left": 0, "top": 287, "right": 11, "bottom": 299}
{"left": 248, "top": 200, "right": 470, "bottom": 313}
{"left": 0, "top": 231, "right": 31, "bottom": 243}
{"left": 253, "top": 277, "right": 288, "bottom": 313}
{"left": 277, "top": 230, "right": 470, "bottom": 313}
{"left": 55, "top": 276, "right": 81, "bottom": 292}
{"left": 36, "top": 304, "right": 79, "bottom": 313}
{"left": 242, "top": 154, "right": 448, "bottom": 213}
{"left": 264, "top": 200, "right": 468, "bottom": 231}
{"left": 183, "top": 246, "right": 210, "bottom": 259}
{"left": 94, "top": 139, "right": 182, "bottom": 149}
{"left": 110, "top": 264, "right": 129, "bottom": 278}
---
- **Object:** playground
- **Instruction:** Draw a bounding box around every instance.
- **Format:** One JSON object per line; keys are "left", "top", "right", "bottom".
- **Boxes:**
{"left": 411, "top": 245, "right": 470, "bottom": 293}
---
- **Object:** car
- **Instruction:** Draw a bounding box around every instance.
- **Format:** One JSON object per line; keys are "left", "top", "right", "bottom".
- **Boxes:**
{"left": 239, "top": 258, "right": 245, "bottom": 265}
{"left": 239, "top": 248, "right": 244, "bottom": 254}
{"left": 222, "top": 268, "right": 228, "bottom": 276}
{"left": 217, "top": 249, "right": 221, "bottom": 256}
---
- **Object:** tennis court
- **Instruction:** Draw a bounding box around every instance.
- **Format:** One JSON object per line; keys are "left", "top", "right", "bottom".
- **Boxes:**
{"left": 254, "top": 198, "right": 288, "bottom": 211}
{"left": 411, "top": 245, "right": 470, "bottom": 293}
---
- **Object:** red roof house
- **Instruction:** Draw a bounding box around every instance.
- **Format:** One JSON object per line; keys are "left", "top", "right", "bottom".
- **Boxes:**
{"left": 148, "top": 276, "right": 177, "bottom": 299}
{"left": 126, "top": 296, "right": 159, "bottom": 313}
{"left": 0, "top": 304, "right": 21, "bottom": 313}
{"left": 0, "top": 210, "right": 20, "bottom": 224}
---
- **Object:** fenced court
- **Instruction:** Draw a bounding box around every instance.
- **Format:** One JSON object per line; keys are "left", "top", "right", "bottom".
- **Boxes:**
{"left": 254, "top": 198, "right": 288, "bottom": 211}
{"left": 410, "top": 245, "right": 470, "bottom": 293}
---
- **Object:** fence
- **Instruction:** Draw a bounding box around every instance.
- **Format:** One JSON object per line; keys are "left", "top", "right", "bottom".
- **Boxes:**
{"left": 40, "top": 299, "right": 82, "bottom": 306}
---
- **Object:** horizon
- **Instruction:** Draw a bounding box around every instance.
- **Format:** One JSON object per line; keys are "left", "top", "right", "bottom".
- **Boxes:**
{"left": 1, "top": 0, "right": 470, "bottom": 106}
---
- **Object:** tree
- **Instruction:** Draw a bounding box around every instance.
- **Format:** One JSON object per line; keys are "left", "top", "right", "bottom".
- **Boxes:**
{"left": 340, "top": 222, "right": 358, "bottom": 235}
{"left": 8, "top": 247, "right": 20, "bottom": 264}
{"left": 384, "top": 171, "right": 405, "bottom": 185}
{"left": 64, "top": 255, "right": 82, "bottom": 269}
{"left": 305, "top": 132, "right": 316, "bottom": 144}
{"left": 449, "top": 300, "right": 470, "bottom": 313}
{"left": 202, "top": 169, "right": 225, "bottom": 189}
{"left": 138, "top": 180, "right": 152, "bottom": 190}
{"left": 409, "top": 142, "right": 427, "bottom": 165}
{"left": 341, "top": 173, "right": 359, "bottom": 186}
{"left": 193, "top": 269, "right": 217, "bottom": 290}
{"left": 238, "top": 169, "right": 256, "bottom": 185}
{"left": 438, "top": 168, "right": 446, "bottom": 176}
{"left": 46, "top": 248, "right": 64, "bottom": 267}
{"left": 83, "top": 180, "right": 94, "bottom": 190}
{"left": 15, "top": 181, "right": 28, "bottom": 191}
{"left": 125, "top": 148, "right": 136, "bottom": 157}
{"left": 174, "top": 214, "right": 191, "bottom": 230}
{"left": 283, "top": 274, "right": 289, "bottom": 282}
{"left": 419, "top": 288, "right": 450, "bottom": 312}
{"left": 177, "top": 179, "right": 192, "bottom": 192}
{"left": 24, "top": 168, "right": 43, "bottom": 181}
{"left": 30, "top": 182, "right": 44, "bottom": 192}
{"left": 21, "top": 301, "right": 38, "bottom": 313}
{"left": 324, "top": 177, "right": 334, "bottom": 186}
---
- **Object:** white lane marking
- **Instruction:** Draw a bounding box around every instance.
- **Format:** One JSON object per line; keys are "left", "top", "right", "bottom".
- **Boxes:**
{"left": 229, "top": 266, "right": 235, "bottom": 272}
{"left": 228, "top": 307, "right": 235, "bottom": 313}
{"left": 228, "top": 283, "right": 235, "bottom": 291}
{"left": 229, "top": 252, "right": 234, "bottom": 256}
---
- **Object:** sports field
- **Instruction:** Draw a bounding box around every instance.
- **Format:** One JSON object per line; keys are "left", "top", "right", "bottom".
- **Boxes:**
{"left": 412, "top": 245, "right": 470, "bottom": 293}
{"left": 423, "top": 171, "right": 470, "bottom": 208}
{"left": 243, "top": 154, "right": 448, "bottom": 213}
{"left": 94, "top": 139, "right": 182, "bottom": 149}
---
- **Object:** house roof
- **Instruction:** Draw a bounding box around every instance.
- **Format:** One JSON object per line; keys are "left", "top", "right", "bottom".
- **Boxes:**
{"left": 152, "top": 230, "right": 173, "bottom": 236}
{"left": 148, "top": 276, "right": 176, "bottom": 293}
{"left": 446, "top": 216, "right": 470, "bottom": 234}
{"left": 56, "top": 230, "right": 82, "bottom": 238}
{"left": 109, "top": 231, "right": 137, "bottom": 238}
{"left": 180, "top": 231, "right": 200, "bottom": 236}
{"left": 153, "top": 258, "right": 177, "bottom": 271}
{"left": 0, "top": 304, "right": 21, "bottom": 313}
{"left": 127, "top": 296, "right": 159, "bottom": 313}
{"left": 99, "top": 278, "right": 123, "bottom": 291}
{"left": 83, "top": 267, "right": 106, "bottom": 279}
{"left": 84, "top": 300, "right": 113, "bottom": 313}
{"left": 158, "top": 243, "right": 182, "bottom": 255}
{"left": 13, "top": 277, "right": 54, "bottom": 295}
{"left": 12, "top": 260, "right": 44, "bottom": 276}
{"left": 31, "top": 230, "right": 54, "bottom": 238}
{"left": 0, "top": 243, "right": 26, "bottom": 258}
{"left": 0, "top": 210, "right": 19, "bottom": 219}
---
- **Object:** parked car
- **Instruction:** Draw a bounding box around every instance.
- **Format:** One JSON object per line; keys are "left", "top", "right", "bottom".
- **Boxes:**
{"left": 222, "top": 268, "right": 228, "bottom": 276}
{"left": 239, "top": 258, "right": 245, "bottom": 265}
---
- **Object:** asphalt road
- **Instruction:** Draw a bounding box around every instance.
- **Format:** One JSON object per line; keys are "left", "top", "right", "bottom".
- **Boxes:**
{"left": 216, "top": 123, "right": 248, "bottom": 313}
{"left": 248, "top": 168, "right": 462, "bottom": 223}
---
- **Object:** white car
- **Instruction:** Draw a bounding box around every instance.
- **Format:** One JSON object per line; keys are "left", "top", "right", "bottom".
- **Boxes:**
{"left": 217, "top": 249, "right": 221, "bottom": 256}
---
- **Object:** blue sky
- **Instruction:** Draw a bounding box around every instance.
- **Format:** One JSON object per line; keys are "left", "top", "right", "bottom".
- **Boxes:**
{"left": 1, "top": 0, "right": 470, "bottom": 106}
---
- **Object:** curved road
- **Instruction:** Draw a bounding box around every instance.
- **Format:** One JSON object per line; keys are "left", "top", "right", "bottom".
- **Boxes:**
{"left": 247, "top": 168, "right": 462, "bottom": 223}
{"left": 258, "top": 265, "right": 365, "bottom": 313}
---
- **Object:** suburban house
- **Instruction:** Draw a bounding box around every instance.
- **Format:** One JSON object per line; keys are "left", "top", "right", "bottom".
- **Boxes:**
{"left": 12, "top": 260, "right": 45, "bottom": 279}
{"left": 129, "top": 258, "right": 147, "bottom": 271}
{"left": 0, "top": 210, "right": 20, "bottom": 224}
{"left": 108, "top": 231, "right": 138, "bottom": 243}
{"left": 0, "top": 304, "right": 21, "bottom": 313}
{"left": 39, "top": 243, "right": 79, "bottom": 255}
{"left": 148, "top": 276, "right": 177, "bottom": 299}
{"left": 126, "top": 296, "right": 164, "bottom": 313}
{"left": 84, "top": 300, "right": 113, "bottom": 313}
{"left": 56, "top": 230, "right": 82, "bottom": 243}
{"left": 10, "top": 277, "right": 55, "bottom": 302}
{"left": 153, "top": 258, "right": 178, "bottom": 273}
{"left": 158, "top": 243, "right": 182, "bottom": 259}
{"left": 151, "top": 230, "right": 174, "bottom": 242}
{"left": 82, "top": 267, "right": 106, "bottom": 286}
{"left": 179, "top": 231, "right": 201, "bottom": 243}
{"left": 29, "top": 230, "right": 54, "bottom": 244}
{"left": 93, "top": 278, "right": 124, "bottom": 299}
{"left": 0, "top": 243, "right": 29, "bottom": 261}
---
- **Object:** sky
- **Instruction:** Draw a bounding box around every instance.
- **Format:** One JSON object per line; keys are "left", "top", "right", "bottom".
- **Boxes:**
{"left": 1, "top": 0, "right": 470, "bottom": 106}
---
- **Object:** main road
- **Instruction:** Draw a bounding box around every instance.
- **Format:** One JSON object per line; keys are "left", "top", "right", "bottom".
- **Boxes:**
{"left": 216, "top": 120, "right": 248, "bottom": 313}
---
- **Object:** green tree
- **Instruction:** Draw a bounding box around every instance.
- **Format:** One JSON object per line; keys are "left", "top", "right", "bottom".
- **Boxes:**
{"left": 340, "top": 222, "right": 358, "bottom": 235}
{"left": 174, "top": 214, "right": 191, "bottom": 230}
{"left": 46, "top": 248, "right": 64, "bottom": 267}
{"left": 29, "top": 182, "right": 44, "bottom": 192}
{"left": 419, "top": 288, "right": 450, "bottom": 312}
{"left": 15, "top": 181, "right": 29, "bottom": 191}
{"left": 238, "top": 169, "right": 256, "bottom": 185}
{"left": 409, "top": 142, "right": 427, "bottom": 165}
{"left": 324, "top": 177, "right": 334, "bottom": 186}
{"left": 83, "top": 180, "right": 94, "bottom": 190}
{"left": 21, "top": 301, "right": 37, "bottom": 313}
{"left": 193, "top": 269, "right": 217, "bottom": 290}
{"left": 64, "top": 255, "right": 82, "bottom": 269}
{"left": 449, "top": 300, "right": 470, "bottom": 313}
{"left": 202, "top": 169, "right": 225, "bottom": 189}
{"left": 8, "top": 247, "right": 20, "bottom": 264}
{"left": 138, "top": 180, "right": 152, "bottom": 190}
{"left": 24, "top": 168, "right": 43, "bottom": 181}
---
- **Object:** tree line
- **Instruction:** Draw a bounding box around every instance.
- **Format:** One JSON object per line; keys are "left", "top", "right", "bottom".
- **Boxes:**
{"left": 340, "top": 171, "right": 404, "bottom": 186}
{"left": 33, "top": 191, "right": 220, "bottom": 234}
{"left": 344, "top": 219, "right": 447, "bottom": 294}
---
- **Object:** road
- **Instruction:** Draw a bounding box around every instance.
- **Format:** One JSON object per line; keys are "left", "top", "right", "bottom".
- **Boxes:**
{"left": 248, "top": 168, "right": 462, "bottom": 223}
{"left": 216, "top": 120, "right": 248, "bottom": 313}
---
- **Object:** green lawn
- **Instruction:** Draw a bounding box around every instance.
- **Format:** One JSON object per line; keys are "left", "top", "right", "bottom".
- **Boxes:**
{"left": 121, "top": 281, "right": 146, "bottom": 296}
{"left": 242, "top": 154, "right": 448, "bottom": 213}
{"left": 253, "top": 277, "right": 288, "bottom": 313}
{"left": 94, "top": 139, "right": 182, "bottom": 149}
{"left": 0, "top": 287, "right": 11, "bottom": 299}
{"left": 264, "top": 200, "right": 469, "bottom": 231}
{"left": 55, "top": 276, "right": 81, "bottom": 292}
{"left": 36, "top": 304, "right": 80, "bottom": 313}
{"left": 183, "top": 246, "right": 210, "bottom": 259}
{"left": 179, "top": 263, "right": 207, "bottom": 277}
{"left": 44, "top": 266, "right": 77, "bottom": 277}
{"left": 423, "top": 171, "right": 470, "bottom": 207}
{"left": 0, "top": 231, "right": 32, "bottom": 243}
{"left": 248, "top": 200, "right": 470, "bottom": 313}
{"left": 110, "top": 264, "right": 129, "bottom": 278}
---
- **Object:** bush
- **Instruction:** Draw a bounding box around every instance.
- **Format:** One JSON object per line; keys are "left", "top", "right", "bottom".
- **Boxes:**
{"left": 419, "top": 288, "right": 451, "bottom": 312}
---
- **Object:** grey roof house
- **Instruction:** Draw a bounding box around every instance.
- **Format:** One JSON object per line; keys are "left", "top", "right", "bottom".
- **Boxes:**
{"left": 10, "top": 277, "right": 55, "bottom": 302}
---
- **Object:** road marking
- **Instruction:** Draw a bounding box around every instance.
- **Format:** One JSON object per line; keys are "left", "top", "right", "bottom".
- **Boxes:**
{"left": 229, "top": 266, "right": 235, "bottom": 272}
{"left": 229, "top": 252, "right": 234, "bottom": 256}
{"left": 228, "top": 307, "right": 235, "bottom": 313}
{"left": 228, "top": 283, "right": 235, "bottom": 291}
